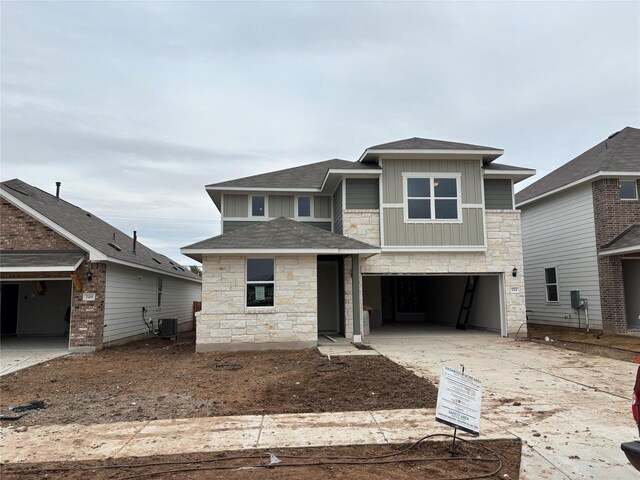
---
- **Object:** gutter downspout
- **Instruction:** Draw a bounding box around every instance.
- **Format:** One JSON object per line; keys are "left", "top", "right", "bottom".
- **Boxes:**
{"left": 352, "top": 254, "right": 362, "bottom": 343}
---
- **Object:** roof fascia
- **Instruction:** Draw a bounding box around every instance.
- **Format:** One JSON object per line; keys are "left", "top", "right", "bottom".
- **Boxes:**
{"left": 206, "top": 186, "right": 320, "bottom": 193}
{"left": 181, "top": 248, "right": 380, "bottom": 255}
{"left": 598, "top": 245, "right": 640, "bottom": 256}
{"left": 0, "top": 189, "right": 107, "bottom": 261}
{"left": 0, "top": 260, "right": 83, "bottom": 273}
{"left": 516, "top": 170, "right": 640, "bottom": 208}
{"left": 358, "top": 148, "right": 504, "bottom": 163}
{"left": 483, "top": 169, "right": 537, "bottom": 184}
{"left": 319, "top": 168, "right": 381, "bottom": 191}
{"left": 105, "top": 257, "right": 202, "bottom": 283}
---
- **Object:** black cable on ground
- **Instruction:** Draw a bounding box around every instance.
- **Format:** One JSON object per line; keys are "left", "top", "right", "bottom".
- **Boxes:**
{"left": 314, "top": 360, "right": 349, "bottom": 372}
{"left": 212, "top": 355, "right": 242, "bottom": 370}
{"left": 4, "top": 434, "right": 504, "bottom": 480}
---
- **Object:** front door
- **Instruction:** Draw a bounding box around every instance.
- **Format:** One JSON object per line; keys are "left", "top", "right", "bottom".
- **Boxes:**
{"left": 623, "top": 259, "right": 640, "bottom": 329}
{"left": 317, "top": 261, "right": 340, "bottom": 333}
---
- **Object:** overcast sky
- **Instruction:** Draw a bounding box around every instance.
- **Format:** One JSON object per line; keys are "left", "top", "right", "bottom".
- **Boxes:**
{"left": 1, "top": 1, "right": 638, "bottom": 263}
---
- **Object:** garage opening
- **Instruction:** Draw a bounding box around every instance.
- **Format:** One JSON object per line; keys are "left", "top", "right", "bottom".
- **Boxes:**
{"left": 363, "top": 275, "right": 503, "bottom": 335}
{"left": 0, "top": 280, "right": 71, "bottom": 349}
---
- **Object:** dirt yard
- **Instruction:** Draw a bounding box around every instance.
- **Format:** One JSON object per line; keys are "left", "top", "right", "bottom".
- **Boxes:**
{"left": 527, "top": 324, "right": 640, "bottom": 363}
{"left": 0, "top": 438, "right": 522, "bottom": 480}
{"left": 0, "top": 333, "right": 438, "bottom": 426}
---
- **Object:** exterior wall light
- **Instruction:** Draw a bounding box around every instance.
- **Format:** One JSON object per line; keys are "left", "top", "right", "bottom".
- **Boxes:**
{"left": 512, "top": 267, "right": 518, "bottom": 277}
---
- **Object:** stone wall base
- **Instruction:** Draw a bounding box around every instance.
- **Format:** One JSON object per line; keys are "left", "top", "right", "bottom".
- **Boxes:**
{"left": 196, "top": 341, "right": 317, "bottom": 352}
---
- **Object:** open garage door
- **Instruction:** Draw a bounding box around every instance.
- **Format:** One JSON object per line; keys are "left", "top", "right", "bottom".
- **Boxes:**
{"left": 363, "top": 274, "right": 504, "bottom": 336}
{"left": 0, "top": 280, "right": 71, "bottom": 349}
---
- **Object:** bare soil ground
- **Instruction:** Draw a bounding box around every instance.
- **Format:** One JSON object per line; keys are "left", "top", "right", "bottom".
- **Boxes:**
{"left": 0, "top": 438, "right": 522, "bottom": 480}
{"left": 0, "top": 332, "right": 438, "bottom": 426}
{"left": 527, "top": 324, "right": 640, "bottom": 363}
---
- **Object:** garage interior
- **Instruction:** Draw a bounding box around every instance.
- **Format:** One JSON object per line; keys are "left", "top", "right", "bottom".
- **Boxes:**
{"left": 363, "top": 274, "right": 503, "bottom": 335}
{"left": 0, "top": 280, "right": 71, "bottom": 349}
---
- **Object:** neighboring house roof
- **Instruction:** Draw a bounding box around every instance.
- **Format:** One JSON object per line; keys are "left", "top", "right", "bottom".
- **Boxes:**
{"left": 207, "top": 159, "right": 380, "bottom": 190}
{"left": 359, "top": 137, "right": 504, "bottom": 162}
{"left": 0, "top": 250, "right": 85, "bottom": 273}
{"left": 599, "top": 224, "right": 640, "bottom": 256}
{"left": 181, "top": 217, "right": 379, "bottom": 261}
{"left": 0, "top": 179, "right": 200, "bottom": 281}
{"left": 516, "top": 127, "right": 640, "bottom": 206}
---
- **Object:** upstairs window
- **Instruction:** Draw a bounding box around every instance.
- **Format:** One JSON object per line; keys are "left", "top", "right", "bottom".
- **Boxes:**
{"left": 297, "top": 196, "right": 312, "bottom": 217}
{"left": 404, "top": 174, "right": 461, "bottom": 222}
{"left": 250, "top": 196, "right": 266, "bottom": 217}
{"left": 620, "top": 180, "right": 638, "bottom": 200}
{"left": 544, "top": 267, "right": 558, "bottom": 303}
{"left": 246, "top": 259, "right": 274, "bottom": 307}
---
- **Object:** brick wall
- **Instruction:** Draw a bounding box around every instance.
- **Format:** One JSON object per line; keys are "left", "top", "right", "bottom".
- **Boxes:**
{"left": 0, "top": 198, "right": 106, "bottom": 350}
{"left": 592, "top": 178, "right": 640, "bottom": 332}
{"left": 1, "top": 200, "right": 77, "bottom": 250}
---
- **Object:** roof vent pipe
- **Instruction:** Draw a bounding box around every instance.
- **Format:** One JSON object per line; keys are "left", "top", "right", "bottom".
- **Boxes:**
{"left": 133, "top": 231, "right": 137, "bottom": 254}
{"left": 55, "top": 182, "right": 61, "bottom": 198}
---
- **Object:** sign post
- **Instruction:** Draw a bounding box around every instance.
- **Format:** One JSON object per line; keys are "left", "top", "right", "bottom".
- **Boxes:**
{"left": 435, "top": 365, "right": 482, "bottom": 454}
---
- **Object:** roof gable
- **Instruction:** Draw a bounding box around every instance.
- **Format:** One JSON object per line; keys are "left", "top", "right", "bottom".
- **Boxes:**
{"left": 516, "top": 127, "right": 640, "bottom": 205}
{"left": 0, "top": 179, "right": 200, "bottom": 281}
{"left": 367, "top": 137, "right": 500, "bottom": 151}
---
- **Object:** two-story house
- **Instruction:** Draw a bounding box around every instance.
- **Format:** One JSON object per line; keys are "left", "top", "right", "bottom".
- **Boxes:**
{"left": 182, "top": 137, "right": 535, "bottom": 351}
{"left": 516, "top": 127, "right": 640, "bottom": 334}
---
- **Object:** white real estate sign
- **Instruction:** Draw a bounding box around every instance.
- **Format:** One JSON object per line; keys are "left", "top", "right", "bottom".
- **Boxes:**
{"left": 435, "top": 366, "right": 482, "bottom": 436}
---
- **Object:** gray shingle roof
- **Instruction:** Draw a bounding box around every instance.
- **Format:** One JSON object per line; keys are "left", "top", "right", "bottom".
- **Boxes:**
{"left": 599, "top": 224, "right": 640, "bottom": 255}
{"left": 1, "top": 179, "right": 200, "bottom": 281}
{"left": 482, "top": 162, "right": 535, "bottom": 172}
{"left": 182, "top": 217, "right": 378, "bottom": 260}
{"left": 368, "top": 137, "right": 500, "bottom": 151}
{"left": 516, "top": 127, "right": 640, "bottom": 205}
{"left": 0, "top": 250, "right": 85, "bottom": 270}
{"left": 207, "top": 159, "right": 379, "bottom": 190}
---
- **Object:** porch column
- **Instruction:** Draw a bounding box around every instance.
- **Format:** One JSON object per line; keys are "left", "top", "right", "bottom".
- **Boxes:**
{"left": 351, "top": 254, "right": 362, "bottom": 342}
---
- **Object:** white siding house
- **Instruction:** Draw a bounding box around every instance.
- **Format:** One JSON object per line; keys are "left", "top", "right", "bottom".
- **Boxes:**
{"left": 104, "top": 264, "right": 202, "bottom": 344}
{"left": 521, "top": 183, "right": 603, "bottom": 329}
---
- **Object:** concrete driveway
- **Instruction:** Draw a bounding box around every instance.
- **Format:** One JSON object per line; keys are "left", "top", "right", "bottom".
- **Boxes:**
{"left": 368, "top": 330, "right": 639, "bottom": 480}
{"left": 0, "top": 337, "right": 69, "bottom": 376}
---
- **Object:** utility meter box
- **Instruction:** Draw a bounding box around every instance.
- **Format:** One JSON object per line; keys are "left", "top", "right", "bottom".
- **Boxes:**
{"left": 571, "top": 290, "right": 582, "bottom": 309}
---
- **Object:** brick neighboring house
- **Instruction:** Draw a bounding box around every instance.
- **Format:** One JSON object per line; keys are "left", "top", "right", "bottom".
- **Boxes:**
{"left": 0, "top": 179, "right": 202, "bottom": 352}
{"left": 182, "top": 137, "right": 536, "bottom": 352}
{"left": 516, "top": 127, "right": 640, "bottom": 334}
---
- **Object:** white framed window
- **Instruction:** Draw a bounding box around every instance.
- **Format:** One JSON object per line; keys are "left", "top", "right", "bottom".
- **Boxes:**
{"left": 156, "top": 277, "right": 163, "bottom": 308}
{"left": 246, "top": 258, "right": 275, "bottom": 307}
{"left": 295, "top": 196, "right": 313, "bottom": 218}
{"left": 620, "top": 180, "right": 638, "bottom": 200}
{"left": 403, "top": 173, "right": 462, "bottom": 222}
{"left": 249, "top": 195, "right": 267, "bottom": 218}
{"left": 544, "top": 267, "right": 559, "bottom": 303}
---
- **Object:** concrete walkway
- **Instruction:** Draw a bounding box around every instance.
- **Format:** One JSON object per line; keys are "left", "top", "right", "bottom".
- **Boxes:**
{"left": 0, "top": 408, "right": 515, "bottom": 464}
{"left": 368, "top": 330, "right": 639, "bottom": 480}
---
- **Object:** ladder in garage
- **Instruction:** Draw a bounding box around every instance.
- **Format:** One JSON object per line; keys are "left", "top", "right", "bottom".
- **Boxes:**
{"left": 456, "top": 276, "right": 479, "bottom": 330}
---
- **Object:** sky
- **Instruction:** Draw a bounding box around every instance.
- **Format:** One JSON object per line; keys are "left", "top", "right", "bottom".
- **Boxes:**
{"left": 1, "top": 1, "right": 638, "bottom": 264}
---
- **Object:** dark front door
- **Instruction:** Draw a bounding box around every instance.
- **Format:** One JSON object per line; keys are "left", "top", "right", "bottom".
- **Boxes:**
{"left": 317, "top": 260, "right": 341, "bottom": 333}
{"left": 1, "top": 284, "right": 19, "bottom": 336}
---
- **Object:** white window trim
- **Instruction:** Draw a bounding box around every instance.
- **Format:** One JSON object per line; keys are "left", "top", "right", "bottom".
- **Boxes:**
{"left": 245, "top": 258, "right": 275, "bottom": 308}
{"left": 544, "top": 266, "right": 559, "bottom": 303}
{"left": 294, "top": 195, "right": 314, "bottom": 219}
{"left": 620, "top": 180, "right": 638, "bottom": 201}
{"left": 249, "top": 195, "right": 268, "bottom": 219}
{"left": 402, "top": 172, "right": 462, "bottom": 223}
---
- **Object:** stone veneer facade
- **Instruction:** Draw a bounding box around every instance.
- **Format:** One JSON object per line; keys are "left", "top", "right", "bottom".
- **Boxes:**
{"left": 342, "top": 209, "right": 380, "bottom": 247}
{"left": 592, "top": 178, "right": 640, "bottom": 333}
{"left": 0, "top": 200, "right": 106, "bottom": 351}
{"left": 342, "top": 209, "right": 527, "bottom": 337}
{"left": 198, "top": 255, "right": 318, "bottom": 351}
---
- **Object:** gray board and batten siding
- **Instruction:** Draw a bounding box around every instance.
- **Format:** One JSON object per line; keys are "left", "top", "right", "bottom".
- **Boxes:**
{"left": 222, "top": 193, "right": 331, "bottom": 223}
{"left": 484, "top": 179, "right": 514, "bottom": 210}
{"left": 520, "top": 183, "right": 603, "bottom": 329}
{"left": 345, "top": 178, "right": 380, "bottom": 209}
{"left": 333, "top": 183, "right": 343, "bottom": 235}
{"left": 381, "top": 158, "right": 485, "bottom": 247}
